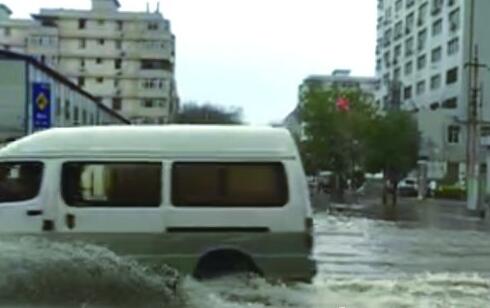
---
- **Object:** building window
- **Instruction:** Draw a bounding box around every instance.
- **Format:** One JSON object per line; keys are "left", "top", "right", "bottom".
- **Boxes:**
{"left": 404, "top": 86, "right": 413, "bottom": 100}
{"left": 61, "top": 162, "right": 162, "bottom": 208}
{"left": 116, "top": 40, "right": 122, "bottom": 49}
{"left": 384, "top": 28, "right": 392, "bottom": 47}
{"left": 143, "top": 99, "right": 154, "bottom": 108}
{"left": 117, "top": 20, "right": 123, "bottom": 31}
{"left": 171, "top": 162, "right": 288, "bottom": 207}
{"left": 447, "top": 125, "right": 461, "bottom": 144}
{"left": 395, "top": 0, "right": 403, "bottom": 12}
{"left": 73, "top": 106, "right": 79, "bottom": 123}
{"left": 417, "top": 54, "right": 426, "bottom": 70}
{"left": 432, "top": 19, "right": 443, "bottom": 36}
{"left": 394, "top": 67, "right": 401, "bottom": 81}
{"left": 112, "top": 98, "right": 122, "bottom": 111}
{"left": 384, "top": 51, "right": 391, "bottom": 68}
{"left": 406, "top": 0, "right": 415, "bottom": 9}
{"left": 80, "top": 59, "right": 85, "bottom": 68}
{"left": 79, "top": 19, "right": 86, "bottom": 29}
{"left": 405, "top": 61, "right": 413, "bottom": 75}
{"left": 446, "top": 67, "right": 458, "bottom": 84}
{"left": 431, "top": 46, "right": 442, "bottom": 63}
{"left": 97, "top": 20, "right": 105, "bottom": 26}
{"left": 78, "top": 77, "right": 85, "bottom": 87}
{"left": 96, "top": 77, "right": 104, "bottom": 84}
{"left": 115, "top": 59, "right": 122, "bottom": 69}
{"left": 406, "top": 13, "right": 414, "bottom": 35}
{"left": 65, "top": 99, "right": 71, "bottom": 120}
{"left": 114, "top": 78, "right": 120, "bottom": 87}
{"left": 431, "top": 0, "right": 443, "bottom": 15}
{"left": 82, "top": 109, "right": 87, "bottom": 125}
{"left": 4, "top": 27, "right": 11, "bottom": 37}
{"left": 448, "top": 0, "right": 456, "bottom": 7}
{"left": 148, "top": 22, "right": 159, "bottom": 30}
{"left": 405, "top": 37, "right": 414, "bottom": 56}
{"left": 416, "top": 80, "right": 426, "bottom": 95}
{"left": 141, "top": 59, "right": 173, "bottom": 71}
{"left": 481, "top": 126, "right": 490, "bottom": 137}
{"left": 449, "top": 8, "right": 460, "bottom": 32}
{"left": 417, "top": 29, "right": 427, "bottom": 51}
{"left": 430, "top": 74, "right": 441, "bottom": 90}
{"left": 394, "top": 21, "right": 403, "bottom": 40}
{"left": 448, "top": 37, "right": 459, "bottom": 55}
{"left": 96, "top": 58, "right": 103, "bottom": 64}
{"left": 79, "top": 39, "right": 86, "bottom": 49}
{"left": 418, "top": 3, "right": 429, "bottom": 26}
{"left": 442, "top": 97, "right": 458, "bottom": 109}
{"left": 142, "top": 79, "right": 165, "bottom": 89}
{"left": 55, "top": 97, "right": 62, "bottom": 117}
{"left": 98, "top": 39, "right": 105, "bottom": 45}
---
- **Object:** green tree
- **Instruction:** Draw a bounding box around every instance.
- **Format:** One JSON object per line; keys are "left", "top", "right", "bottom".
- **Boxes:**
{"left": 176, "top": 102, "right": 243, "bottom": 125}
{"left": 300, "top": 86, "right": 377, "bottom": 201}
{"left": 365, "top": 110, "right": 420, "bottom": 205}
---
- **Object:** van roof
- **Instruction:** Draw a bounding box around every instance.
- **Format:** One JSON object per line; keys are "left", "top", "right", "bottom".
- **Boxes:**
{"left": 0, "top": 125, "right": 298, "bottom": 159}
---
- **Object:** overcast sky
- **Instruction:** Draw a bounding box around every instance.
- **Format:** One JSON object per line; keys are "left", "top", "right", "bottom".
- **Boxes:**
{"left": 3, "top": 0, "right": 377, "bottom": 124}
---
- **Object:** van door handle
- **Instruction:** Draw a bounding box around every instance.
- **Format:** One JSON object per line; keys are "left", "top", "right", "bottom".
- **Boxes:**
{"left": 66, "top": 214, "right": 76, "bottom": 230}
{"left": 26, "top": 210, "right": 43, "bottom": 216}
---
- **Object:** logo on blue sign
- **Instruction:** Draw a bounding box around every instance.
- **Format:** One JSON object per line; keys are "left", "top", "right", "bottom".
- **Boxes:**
{"left": 32, "top": 83, "right": 51, "bottom": 130}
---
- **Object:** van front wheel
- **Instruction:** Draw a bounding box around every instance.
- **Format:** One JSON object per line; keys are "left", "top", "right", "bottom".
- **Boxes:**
{"left": 193, "top": 249, "right": 263, "bottom": 280}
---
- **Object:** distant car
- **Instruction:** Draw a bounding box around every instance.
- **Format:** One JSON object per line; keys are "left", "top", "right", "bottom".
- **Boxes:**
{"left": 398, "top": 178, "right": 418, "bottom": 197}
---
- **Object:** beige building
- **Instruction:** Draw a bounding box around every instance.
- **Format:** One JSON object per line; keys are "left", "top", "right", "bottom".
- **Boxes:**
{"left": 0, "top": 0, "right": 178, "bottom": 124}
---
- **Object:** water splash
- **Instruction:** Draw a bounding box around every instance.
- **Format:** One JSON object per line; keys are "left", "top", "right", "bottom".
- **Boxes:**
{"left": 182, "top": 273, "right": 490, "bottom": 308}
{"left": 0, "top": 237, "right": 181, "bottom": 307}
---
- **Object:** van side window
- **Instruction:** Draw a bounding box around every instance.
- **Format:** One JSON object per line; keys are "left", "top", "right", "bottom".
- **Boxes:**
{"left": 0, "top": 162, "right": 43, "bottom": 203}
{"left": 62, "top": 162, "right": 162, "bottom": 207}
{"left": 172, "top": 162, "right": 288, "bottom": 207}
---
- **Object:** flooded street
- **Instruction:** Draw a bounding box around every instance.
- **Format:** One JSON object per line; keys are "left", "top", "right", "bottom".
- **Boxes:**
{"left": 1, "top": 207, "right": 490, "bottom": 307}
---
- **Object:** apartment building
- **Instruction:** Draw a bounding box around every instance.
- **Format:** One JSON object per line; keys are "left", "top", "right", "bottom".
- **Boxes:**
{"left": 284, "top": 69, "right": 378, "bottom": 139}
{"left": 375, "top": 0, "right": 490, "bottom": 181}
{"left": 0, "top": 0, "right": 178, "bottom": 125}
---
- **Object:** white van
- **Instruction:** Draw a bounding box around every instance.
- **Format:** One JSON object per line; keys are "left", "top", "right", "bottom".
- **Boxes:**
{"left": 0, "top": 126, "right": 316, "bottom": 281}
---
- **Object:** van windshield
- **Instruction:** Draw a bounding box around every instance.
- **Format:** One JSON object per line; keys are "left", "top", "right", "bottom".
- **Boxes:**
{"left": 0, "top": 162, "right": 43, "bottom": 203}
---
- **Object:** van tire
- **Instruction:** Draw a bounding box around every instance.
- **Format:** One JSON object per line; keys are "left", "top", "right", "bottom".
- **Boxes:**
{"left": 193, "top": 249, "right": 263, "bottom": 280}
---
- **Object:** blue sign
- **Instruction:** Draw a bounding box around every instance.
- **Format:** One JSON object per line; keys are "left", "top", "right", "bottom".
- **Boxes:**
{"left": 32, "top": 83, "right": 51, "bottom": 130}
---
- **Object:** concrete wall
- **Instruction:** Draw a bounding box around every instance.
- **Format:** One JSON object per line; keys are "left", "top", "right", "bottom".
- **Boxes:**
{"left": 0, "top": 60, "right": 26, "bottom": 141}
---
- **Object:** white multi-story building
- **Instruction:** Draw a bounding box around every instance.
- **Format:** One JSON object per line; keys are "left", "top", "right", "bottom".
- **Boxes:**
{"left": 375, "top": 0, "right": 490, "bottom": 182}
{"left": 0, "top": 0, "right": 178, "bottom": 125}
{"left": 284, "top": 69, "right": 378, "bottom": 139}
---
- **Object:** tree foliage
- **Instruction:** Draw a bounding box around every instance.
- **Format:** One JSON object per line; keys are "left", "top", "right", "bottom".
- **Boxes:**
{"left": 299, "top": 86, "right": 420, "bottom": 204}
{"left": 300, "top": 87, "right": 377, "bottom": 176}
{"left": 365, "top": 110, "right": 420, "bottom": 204}
{"left": 176, "top": 102, "right": 243, "bottom": 125}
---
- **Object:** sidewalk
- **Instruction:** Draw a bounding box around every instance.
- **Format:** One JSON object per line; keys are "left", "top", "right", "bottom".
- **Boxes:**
{"left": 312, "top": 191, "right": 490, "bottom": 230}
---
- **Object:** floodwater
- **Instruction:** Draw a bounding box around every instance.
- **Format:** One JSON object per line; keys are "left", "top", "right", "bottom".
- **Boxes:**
{"left": 1, "top": 212, "right": 490, "bottom": 307}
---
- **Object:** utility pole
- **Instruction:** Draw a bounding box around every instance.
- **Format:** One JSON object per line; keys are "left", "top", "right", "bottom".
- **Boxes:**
{"left": 465, "top": 47, "right": 487, "bottom": 212}
{"left": 465, "top": 0, "right": 487, "bottom": 213}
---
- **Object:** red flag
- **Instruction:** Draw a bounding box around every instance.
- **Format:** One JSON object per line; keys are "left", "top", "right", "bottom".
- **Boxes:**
{"left": 336, "top": 97, "right": 350, "bottom": 112}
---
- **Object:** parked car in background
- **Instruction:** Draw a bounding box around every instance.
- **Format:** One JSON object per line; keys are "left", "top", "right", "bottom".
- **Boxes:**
{"left": 398, "top": 178, "right": 418, "bottom": 197}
